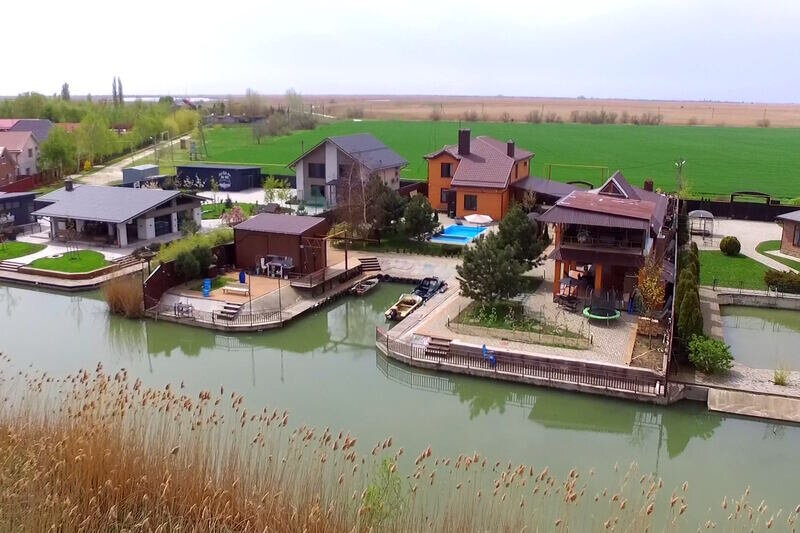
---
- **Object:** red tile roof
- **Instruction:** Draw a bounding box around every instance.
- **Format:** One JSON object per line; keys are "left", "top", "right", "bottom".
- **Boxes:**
{"left": 426, "top": 135, "right": 534, "bottom": 190}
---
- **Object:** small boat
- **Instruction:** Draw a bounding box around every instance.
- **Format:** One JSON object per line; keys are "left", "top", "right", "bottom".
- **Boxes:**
{"left": 412, "top": 277, "right": 446, "bottom": 301}
{"left": 385, "top": 294, "right": 423, "bottom": 321}
{"left": 350, "top": 277, "right": 379, "bottom": 296}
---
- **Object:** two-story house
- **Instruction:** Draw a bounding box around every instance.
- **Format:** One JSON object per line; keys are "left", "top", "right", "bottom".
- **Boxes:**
{"left": 538, "top": 172, "right": 670, "bottom": 302}
{"left": 425, "top": 129, "right": 534, "bottom": 220}
{"left": 290, "top": 133, "right": 407, "bottom": 208}
{"left": 0, "top": 131, "right": 40, "bottom": 177}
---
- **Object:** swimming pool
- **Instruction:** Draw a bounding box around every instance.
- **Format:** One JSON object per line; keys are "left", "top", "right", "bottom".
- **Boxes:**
{"left": 430, "top": 224, "right": 487, "bottom": 245}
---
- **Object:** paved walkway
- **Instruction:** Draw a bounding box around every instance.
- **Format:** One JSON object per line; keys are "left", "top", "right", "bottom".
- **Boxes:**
{"left": 76, "top": 135, "right": 190, "bottom": 186}
{"left": 694, "top": 218, "right": 790, "bottom": 271}
{"left": 708, "top": 388, "right": 800, "bottom": 423}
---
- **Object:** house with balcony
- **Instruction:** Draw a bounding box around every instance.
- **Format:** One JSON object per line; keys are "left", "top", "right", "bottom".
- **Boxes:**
{"left": 289, "top": 133, "right": 407, "bottom": 208}
{"left": 425, "top": 129, "right": 534, "bottom": 220}
{"left": 538, "top": 172, "right": 673, "bottom": 304}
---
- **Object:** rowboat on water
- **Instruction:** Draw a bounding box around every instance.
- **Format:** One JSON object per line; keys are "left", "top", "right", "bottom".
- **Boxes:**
{"left": 384, "top": 294, "right": 423, "bottom": 321}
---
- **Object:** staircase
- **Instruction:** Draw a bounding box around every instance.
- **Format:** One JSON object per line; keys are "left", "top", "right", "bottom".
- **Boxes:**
{"left": 0, "top": 261, "right": 22, "bottom": 273}
{"left": 426, "top": 337, "right": 452, "bottom": 357}
{"left": 358, "top": 257, "right": 381, "bottom": 272}
{"left": 111, "top": 255, "right": 144, "bottom": 270}
{"left": 215, "top": 302, "right": 244, "bottom": 321}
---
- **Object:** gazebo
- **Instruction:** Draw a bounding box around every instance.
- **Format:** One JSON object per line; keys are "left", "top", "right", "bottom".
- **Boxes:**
{"left": 688, "top": 210, "right": 714, "bottom": 238}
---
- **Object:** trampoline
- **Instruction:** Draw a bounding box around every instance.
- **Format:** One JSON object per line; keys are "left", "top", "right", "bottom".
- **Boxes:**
{"left": 583, "top": 306, "right": 621, "bottom": 322}
{"left": 583, "top": 289, "right": 621, "bottom": 323}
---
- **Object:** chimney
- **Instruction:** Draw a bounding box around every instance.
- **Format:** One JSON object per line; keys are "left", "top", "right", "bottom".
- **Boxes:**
{"left": 65, "top": 177, "right": 74, "bottom": 192}
{"left": 643, "top": 179, "right": 654, "bottom": 192}
{"left": 457, "top": 129, "right": 471, "bottom": 155}
{"left": 506, "top": 140, "right": 515, "bottom": 158}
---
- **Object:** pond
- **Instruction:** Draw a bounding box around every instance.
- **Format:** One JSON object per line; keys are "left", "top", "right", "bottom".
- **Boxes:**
{"left": 1, "top": 284, "right": 799, "bottom": 526}
{"left": 721, "top": 305, "right": 800, "bottom": 369}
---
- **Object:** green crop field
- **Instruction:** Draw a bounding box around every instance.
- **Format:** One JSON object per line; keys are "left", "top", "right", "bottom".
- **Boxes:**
{"left": 136, "top": 120, "right": 800, "bottom": 199}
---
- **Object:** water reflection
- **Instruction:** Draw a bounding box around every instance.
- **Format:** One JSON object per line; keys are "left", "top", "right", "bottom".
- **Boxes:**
{"left": 375, "top": 353, "right": 725, "bottom": 461}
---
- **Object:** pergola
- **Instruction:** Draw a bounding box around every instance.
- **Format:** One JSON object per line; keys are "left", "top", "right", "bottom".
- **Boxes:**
{"left": 687, "top": 209, "right": 714, "bottom": 237}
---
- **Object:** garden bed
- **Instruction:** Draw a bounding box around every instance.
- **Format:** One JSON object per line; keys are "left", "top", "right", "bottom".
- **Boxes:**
{"left": 451, "top": 302, "right": 589, "bottom": 349}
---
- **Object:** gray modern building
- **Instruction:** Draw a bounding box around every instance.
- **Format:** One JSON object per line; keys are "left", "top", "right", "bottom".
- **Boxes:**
{"left": 33, "top": 181, "right": 204, "bottom": 247}
{"left": 122, "top": 164, "right": 161, "bottom": 185}
{"left": 0, "top": 191, "right": 36, "bottom": 229}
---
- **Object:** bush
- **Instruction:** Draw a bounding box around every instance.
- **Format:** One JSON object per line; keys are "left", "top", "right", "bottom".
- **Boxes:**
{"left": 764, "top": 270, "right": 800, "bottom": 294}
{"left": 774, "top": 367, "right": 789, "bottom": 386}
{"left": 677, "top": 289, "right": 703, "bottom": 342}
{"left": 429, "top": 107, "right": 442, "bottom": 121}
{"left": 156, "top": 227, "right": 233, "bottom": 265}
{"left": 756, "top": 118, "right": 770, "bottom": 128}
{"left": 461, "top": 110, "right": 480, "bottom": 122}
{"left": 719, "top": 236, "right": 741, "bottom": 256}
{"left": 103, "top": 276, "right": 143, "bottom": 318}
{"left": 688, "top": 335, "right": 733, "bottom": 374}
{"left": 675, "top": 269, "right": 697, "bottom": 312}
{"left": 345, "top": 107, "right": 364, "bottom": 119}
{"left": 175, "top": 251, "right": 200, "bottom": 281}
{"left": 526, "top": 110, "right": 542, "bottom": 123}
{"left": 192, "top": 245, "right": 213, "bottom": 273}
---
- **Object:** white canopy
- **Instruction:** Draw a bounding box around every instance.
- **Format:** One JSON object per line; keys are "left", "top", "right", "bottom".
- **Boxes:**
{"left": 464, "top": 214, "right": 493, "bottom": 226}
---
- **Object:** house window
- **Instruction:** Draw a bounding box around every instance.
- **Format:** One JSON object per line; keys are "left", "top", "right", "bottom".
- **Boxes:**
{"left": 307, "top": 163, "right": 325, "bottom": 179}
{"left": 441, "top": 163, "right": 452, "bottom": 178}
{"left": 464, "top": 194, "right": 478, "bottom": 211}
{"left": 793, "top": 224, "right": 800, "bottom": 246}
{"left": 28, "top": 149, "right": 32, "bottom": 157}
{"left": 440, "top": 188, "right": 453, "bottom": 203}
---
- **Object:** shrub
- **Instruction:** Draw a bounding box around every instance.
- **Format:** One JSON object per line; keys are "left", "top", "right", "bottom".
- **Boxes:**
{"left": 224, "top": 195, "right": 233, "bottom": 209}
{"left": 500, "top": 112, "right": 512, "bottom": 123}
{"left": 192, "top": 245, "right": 213, "bottom": 273}
{"left": 756, "top": 118, "right": 770, "bottom": 128}
{"left": 677, "top": 289, "right": 703, "bottom": 342}
{"left": 156, "top": 227, "right": 233, "bottom": 265}
{"left": 544, "top": 112, "right": 562, "bottom": 123}
{"left": 526, "top": 110, "right": 542, "bottom": 123}
{"left": 688, "top": 335, "right": 733, "bottom": 374}
{"left": 774, "top": 367, "right": 789, "bottom": 386}
{"left": 429, "top": 107, "right": 442, "bottom": 121}
{"left": 181, "top": 218, "right": 200, "bottom": 236}
{"left": 175, "top": 251, "right": 200, "bottom": 281}
{"left": 719, "top": 236, "right": 741, "bottom": 256}
{"left": 103, "top": 276, "right": 143, "bottom": 318}
{"left": 345, "top": 107, "right": 364, "bottom": 119}
{"left": 461, "top": 110, "right": 480, "bottom": 122}
{"left": 764, "top": 270, "right": 800, "bottom": 294}
{"left": 675, "top": 269, "right": 697, "bottom": 313}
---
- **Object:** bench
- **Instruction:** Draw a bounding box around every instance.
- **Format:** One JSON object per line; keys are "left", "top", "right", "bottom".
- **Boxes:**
{"left": 222, "top": 285, "right": 250, "bottom": 296}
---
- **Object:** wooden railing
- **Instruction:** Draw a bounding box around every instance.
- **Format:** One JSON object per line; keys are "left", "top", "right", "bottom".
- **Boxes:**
{"left": 377, "top": 327, "right": 663, "bottom": 397}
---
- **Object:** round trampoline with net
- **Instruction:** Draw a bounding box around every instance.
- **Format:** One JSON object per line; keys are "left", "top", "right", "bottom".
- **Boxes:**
{"left": 582, "top": 289, "right": 621, "bottom": 323}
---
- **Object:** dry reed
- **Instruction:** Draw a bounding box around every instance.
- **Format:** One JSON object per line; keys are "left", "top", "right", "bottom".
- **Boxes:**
{"left": 0, "top": 354, "right": 795, "bottom": 532}
{"left": 103, "top": 276, "right": 144, "bottom": 318}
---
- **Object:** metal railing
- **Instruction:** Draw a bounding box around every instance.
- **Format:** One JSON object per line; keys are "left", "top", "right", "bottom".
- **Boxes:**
{"left": 152, "top": 305, "right": 282, "bottom": 328}
{"left": 377, "top": 327, "right": 662, "bottom": 397}
{"left": 560, "top": 234, "right": 644, "bottom": 250}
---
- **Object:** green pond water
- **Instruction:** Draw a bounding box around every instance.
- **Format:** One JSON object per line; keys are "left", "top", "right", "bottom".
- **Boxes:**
{"left": 1, "top": 284, "right": 799, "bottom": 526}
{"left": 722, "top": 305, "right": 800, "bottom": 369}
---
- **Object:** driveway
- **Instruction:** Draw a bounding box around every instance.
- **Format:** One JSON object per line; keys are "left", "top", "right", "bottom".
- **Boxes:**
{"left": 75, "top": 134, "right": 190, "bottom": 186}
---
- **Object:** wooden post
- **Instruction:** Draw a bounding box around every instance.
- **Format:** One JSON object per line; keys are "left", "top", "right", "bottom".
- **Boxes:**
{"left": 553, "top": 260, "right": 562, "bottom": 297}
{"left": 594, "top": 263, "right": 603, "bottom": 291}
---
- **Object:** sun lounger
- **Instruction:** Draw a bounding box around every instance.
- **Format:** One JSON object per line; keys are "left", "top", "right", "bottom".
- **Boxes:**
{"left": 223, "top": 285, "right": 250, "bottom": 296}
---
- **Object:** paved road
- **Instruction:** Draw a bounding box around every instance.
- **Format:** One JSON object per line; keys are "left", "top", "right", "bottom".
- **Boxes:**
{"left": 73, "top": 134, "right": 190, "bottom": 186}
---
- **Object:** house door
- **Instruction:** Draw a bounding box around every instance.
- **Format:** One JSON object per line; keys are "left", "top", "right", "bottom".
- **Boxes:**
{"left": 445, "top": 190, "right": 456, "bottom": 218}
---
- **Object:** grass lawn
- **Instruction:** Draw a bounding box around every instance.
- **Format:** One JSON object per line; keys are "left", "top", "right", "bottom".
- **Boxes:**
{"left": 29, "top": 250, "right": 109, "bottom": 273}
{"left": 201, "top": 202, "right": 256, "bottom": 220}
{"left": 698, "top": 251, "right": 772, "bottom": 290}
{"left": 0, "top": 241, "right": 46, "bottom": 261}
{"left": 455, "top": 301, "right": 582, "bottom": 338}
{"left": 755, "top": 240, "right": 800, "bottom": 271}
{"left": 135, "top": 121, "right": 800, "bottom": 198}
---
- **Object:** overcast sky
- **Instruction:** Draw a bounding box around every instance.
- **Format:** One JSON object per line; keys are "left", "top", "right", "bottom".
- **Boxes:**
{"left": 5, "top": 0, "right": 799, "bottom": 102}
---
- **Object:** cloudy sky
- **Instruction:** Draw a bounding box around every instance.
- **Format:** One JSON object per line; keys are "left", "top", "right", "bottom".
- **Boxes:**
{"left": 5, "top": 0, "right": 799, "bottom": 102}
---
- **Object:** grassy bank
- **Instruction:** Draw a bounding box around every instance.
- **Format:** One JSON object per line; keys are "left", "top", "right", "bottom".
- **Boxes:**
{"left": 0, "top": 359, "right": 790, "bottom": 531}
{"left": 136, "top": 121, "right": 800, "bottom": 198}
{"left": 0, "top": 241, "right": 45, "bottom": 261}
{"left": 756, "top": 240, "right": 800, "bottom": 271}
{"left": 698, "top": 251, "right": 772, "bottom": 289}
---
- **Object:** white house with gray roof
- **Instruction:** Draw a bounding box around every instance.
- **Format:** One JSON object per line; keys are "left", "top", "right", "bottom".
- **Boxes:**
{"left": 289, "top": 133, "right": 407, "bottom": 208}
{"left": 32, "top": 181, "right": 204, "bottom": 247}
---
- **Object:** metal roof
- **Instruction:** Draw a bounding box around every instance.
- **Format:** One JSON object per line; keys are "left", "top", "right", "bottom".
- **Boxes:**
{"left": 428, "top": 135, "right": 534, "bottom": 190}
{"left": 234, "top": 213, "right": 327, "bottom": 235}
{"left": 0, "top": 191, "right": 36, "bottom": 201}
{"left": 538, "top": 204, "right": 652, "bottom": 230}
{"left": 176, "top": 163, "right": 261, "bottom": 171}
{"left": 9, "top": 119, "right": 54, "bottom": 143}
{"left": 289, "top": 133, "right": 407, "bottom": 172}
{"left": 32, "top": 184, "right": 184, "bottom": 224}
{"left": 511, "top": 176, "right": 578, "bottom": 199}
{"left": 0, "top": 131, "right": 37, "bottom": 152}
{"left": 550, "top": 247, "right": 645, "bottom": 268}
{"left": 777, "top": 210, "right": 800, "bottom": 223}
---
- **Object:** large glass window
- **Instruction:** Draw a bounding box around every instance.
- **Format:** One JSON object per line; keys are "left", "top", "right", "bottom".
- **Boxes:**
{"left": 308, "top": 163, "right": 325, "bottom": 179}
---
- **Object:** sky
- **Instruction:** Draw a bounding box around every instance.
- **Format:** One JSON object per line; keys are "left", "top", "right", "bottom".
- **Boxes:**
{"left": 4, "top": 0, "right": 800, "bottom": 103}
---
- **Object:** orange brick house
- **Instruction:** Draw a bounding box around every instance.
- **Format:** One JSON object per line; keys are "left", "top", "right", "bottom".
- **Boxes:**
{"left": 425, "top": 129, "right": 533, "bottom": 220}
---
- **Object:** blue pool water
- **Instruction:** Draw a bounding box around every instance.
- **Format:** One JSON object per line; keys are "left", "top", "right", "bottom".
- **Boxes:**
{"left": 430, "top": 224, "right": 487, "bottom": 245}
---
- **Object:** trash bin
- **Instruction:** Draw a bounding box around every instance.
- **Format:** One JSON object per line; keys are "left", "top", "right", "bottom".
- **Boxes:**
{"left": 239, "top": 270, "right": 246, "bottom": 284}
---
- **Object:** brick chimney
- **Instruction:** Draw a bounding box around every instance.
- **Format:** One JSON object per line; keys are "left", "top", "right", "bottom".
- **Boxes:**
{"left": 507, "top": 140, "right": 515, "bottom": 158}
{"left": 458, "top": 129, "right": 471, "bottom": 155}
{"left": 65, "top": 177, "right": 74, "bottom": 192}
{"left": 643, "top": 179, "right": 654, "bottom": 192}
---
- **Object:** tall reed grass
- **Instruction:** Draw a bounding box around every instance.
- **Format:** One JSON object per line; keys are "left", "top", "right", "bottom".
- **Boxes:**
{"left": 103, "top": 275, "right": 144, "bottom": 318}
{"left": 0, "top": 355, "right": 795, "bottom": 531}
